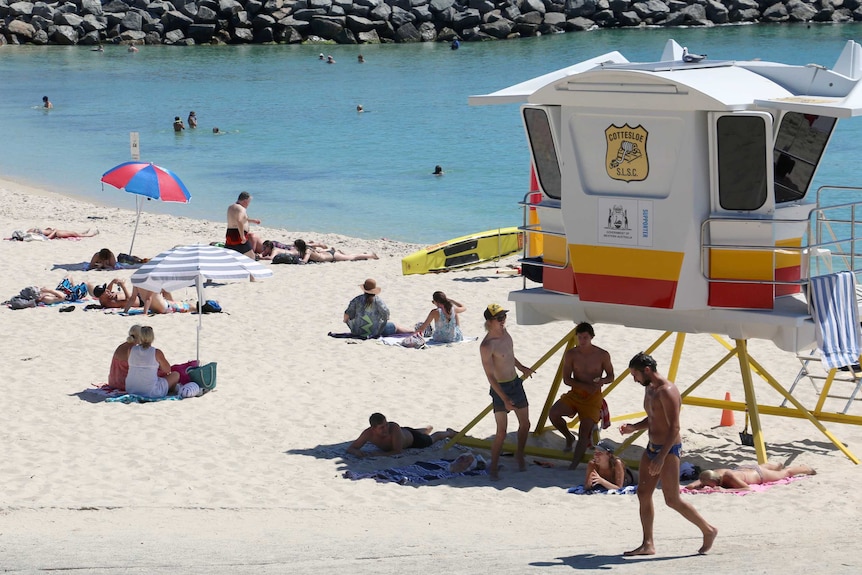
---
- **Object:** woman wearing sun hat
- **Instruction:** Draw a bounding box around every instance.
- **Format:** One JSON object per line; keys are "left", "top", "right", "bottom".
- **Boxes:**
{"left": 343, "top": 278, "right": 411, "bottom": 339}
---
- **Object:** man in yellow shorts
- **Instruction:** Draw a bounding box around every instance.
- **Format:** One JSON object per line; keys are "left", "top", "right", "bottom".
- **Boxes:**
{"left": 549, "top": 322, "right": 615, "bottom": 471}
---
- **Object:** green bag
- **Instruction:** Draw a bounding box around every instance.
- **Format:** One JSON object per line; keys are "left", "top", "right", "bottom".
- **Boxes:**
{"left": 187, "top": 362, "right": 217, "bottom": 393}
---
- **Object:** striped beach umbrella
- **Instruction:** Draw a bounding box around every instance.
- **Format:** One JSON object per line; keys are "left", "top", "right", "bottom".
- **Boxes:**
{"left": 130, "top": 244, "right": 273, "bottom": 362}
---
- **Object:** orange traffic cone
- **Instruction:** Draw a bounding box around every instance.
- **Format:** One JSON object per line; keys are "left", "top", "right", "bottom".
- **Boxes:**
{"left": 720, "top": 392, "right": 735, "bottom": 427}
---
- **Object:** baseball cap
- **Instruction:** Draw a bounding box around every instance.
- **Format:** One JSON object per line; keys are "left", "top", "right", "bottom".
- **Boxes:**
{"left": 93, "top": 284, "right": 107, "bottom": 297}
{"left": 595, "top": 440, "right": 614, "bottom": 452}
{"left": 484, "top": 303, "right": 509, "bottom": 320}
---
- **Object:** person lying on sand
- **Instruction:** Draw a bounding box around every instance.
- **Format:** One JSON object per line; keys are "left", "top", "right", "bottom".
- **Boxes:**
{"left": 27, "top": 227, "right": 99, "bottom": 239}
{"left": 94, "top": 278, "right": 141, "bottom": 309}
{"left": 347, "top": 412, "right": 457, "bottom": 458}
{"left": 88, "top": 248, "right": 117, "bottom": 270}
{"left": 123, "top": 286, "right": 190, "bottom": 314}
{"left": 685, "top": 462, "right": 816, "bottom": 490}
{"left": 258, "top": 239, "right": 328, "bottom": 259}
{"left": 294, "top": 239, "right": 378, "bottom": 263}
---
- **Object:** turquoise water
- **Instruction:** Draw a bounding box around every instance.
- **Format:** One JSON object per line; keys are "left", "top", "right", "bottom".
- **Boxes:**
{"left": 2, "top": 24, "right": 862, "bottom": 243}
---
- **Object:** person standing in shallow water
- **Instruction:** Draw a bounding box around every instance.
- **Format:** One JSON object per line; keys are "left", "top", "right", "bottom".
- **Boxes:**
{"left": 42, "top": 96, "right": 52, "bottom": 109}
{"left": 173, "top": 116, "right": 185, "bottom": 132}
{"left": 188, "top": 111, "right": 197, "bottom": 128}
{"left": 620, "top": 352, "right": 717, "bottom": 556}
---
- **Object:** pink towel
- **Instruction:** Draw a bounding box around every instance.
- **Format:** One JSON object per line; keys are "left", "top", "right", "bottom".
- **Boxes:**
{"left": 681, "top": 474, "right": 811, "bottom": 495}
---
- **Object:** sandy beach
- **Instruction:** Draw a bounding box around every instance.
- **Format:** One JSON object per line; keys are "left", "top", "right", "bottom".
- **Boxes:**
{"left": 2, "top": 175, "right": 861, "bottom": 574}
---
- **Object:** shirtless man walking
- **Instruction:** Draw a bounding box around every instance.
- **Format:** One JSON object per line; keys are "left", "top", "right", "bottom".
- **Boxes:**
{"left": 621, "top": 352, "right": 717, "bottom": 556}
{"left": 225, "top": 191, "right": 261, "bottom": 258}
{"left": 347, "top": 413, "right": 456, "bottom": 457}
{"left": 549, "top": 322, "right": 614, "bottom": 470}
{"left": 480, "top": 303, "right": 535, "bottom": 480}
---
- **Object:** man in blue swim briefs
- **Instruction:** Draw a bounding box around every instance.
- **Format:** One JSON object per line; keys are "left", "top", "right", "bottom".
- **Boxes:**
{"left": 346, "top": 413, "right": 457, "bottom": 458}
{"left": 480, "top": 303, "right": 535, "bottom": 481}
{"left": 620, "top": 352, "right": 717, "bottom": 557}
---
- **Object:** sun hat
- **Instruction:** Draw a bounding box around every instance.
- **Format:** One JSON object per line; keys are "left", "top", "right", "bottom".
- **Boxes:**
{"left": 93, "top": 284, "right": 107, "bottom": 297}
{"left": 484, "top": 303, "right": 509, "bottom": 320}
{"left": 361, "top": 278, "right": 381, "bottom": 295}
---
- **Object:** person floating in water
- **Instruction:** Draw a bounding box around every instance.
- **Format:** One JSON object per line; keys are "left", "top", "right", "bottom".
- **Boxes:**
{"left": 433, "top": 165, "right": 444, "bottom": 176}
{"left": 356, "top": 104, "right": 364, "bottom": 113}
{"left": 128, "top": 45, "right": 139, "bottom": 53}
{"left": 42, "top": 96, "right": 52, "bottom": 109}
{"left": 213, "top": 127, "right": 223, "bottom": 134}
{"left": 326, "top": 55, "right": 335, "bottom": 64}
{"left": 173, "top": 116, "right": 185, "bottom": 132}
{"left": 451, "top": 39, "right": 460, "bottom": 50}
{"left": 358, "top": 54, "right": 365, "bottom": 63}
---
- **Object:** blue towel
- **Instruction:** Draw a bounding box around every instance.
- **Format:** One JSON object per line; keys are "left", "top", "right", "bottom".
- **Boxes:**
{"left": 567, "top": 485, "right": 638, "bottom": 495}
{"left": 809, "top": 271, "right": 861, "bottom": 369}
{"left": 106, "top": 394, "right": 181, "bottom": 404}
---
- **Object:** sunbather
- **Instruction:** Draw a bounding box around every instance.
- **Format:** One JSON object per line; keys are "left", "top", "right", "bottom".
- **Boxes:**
{"left": 37, "top": 276, "right": 91, "bottom": 303}
{"left": 108, "top": 324, "right": 143, "bottom": 391}
{"left": 413, "top": 291, "right": 466, "bottom": 343}
{"left": 584, "top": 440, "right": 638, "bottom": 491}
{"left": 347, "top": 412, "right": 457, "bottom": 458}
{"left": 88, "top": 248, "right": 117, "bottom": 270}
{"left": 686, "top": 462, "right": 816, "bottom": 490}
{"left": 295, "top": 239, "right": 378, "bottom": 263}
{"left": 26, "top": 227, "right": 99, "bottom": 239}
{"left": 123, "top": 286, "right": 190, "bottom": 314}
{"left": 94, "top": 278, "right": 141, "bottom": 309}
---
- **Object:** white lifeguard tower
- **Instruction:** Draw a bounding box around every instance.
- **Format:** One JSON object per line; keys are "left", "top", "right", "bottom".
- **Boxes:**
{"left": 451, "top": 39, "right": 862, "bottom": 465}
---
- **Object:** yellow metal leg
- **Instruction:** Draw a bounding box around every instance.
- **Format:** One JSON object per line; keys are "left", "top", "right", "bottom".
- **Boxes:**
{"left": 736, "top": 339, "right": 769, "bottom": 464}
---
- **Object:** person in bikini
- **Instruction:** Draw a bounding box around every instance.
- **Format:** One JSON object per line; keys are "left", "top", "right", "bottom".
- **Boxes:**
{"left": 480, "top": 303, "right": 535, "bottom": 480}
{"left": 549, "top": 322, "right": 614, "bottom": 471}
{"left": 346, "top": 413, "right": 457, "bottom": 458}
{"left": 123, "top": 286, "right": 189, "bottom": 314}
{"left": 584, "top": 440, "right": 638, "bottom": 491}
{"left": 225, "top": 191, "right": 261, "bottom": 258}
{"left": 27, "top": 227, "right": 98, "bottom": 239}
{"left": 94, "top": 278, "right": 142, "bottom": 309}
{"left": 620, "top": 352, "right": 717, "bottom": 556}
{"left": 685, "top": 462, "right": 816, "bottom": 490}
{"left": 294, "top": 239, "right": 378, "bottom": 263}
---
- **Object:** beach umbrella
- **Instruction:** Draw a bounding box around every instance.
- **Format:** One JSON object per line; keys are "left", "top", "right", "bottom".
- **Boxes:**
{"left": 100, "top": 161, "right": 191, "bottom": 255}
{"left": 129, "top": 244, "right": 273, "bottom": 363}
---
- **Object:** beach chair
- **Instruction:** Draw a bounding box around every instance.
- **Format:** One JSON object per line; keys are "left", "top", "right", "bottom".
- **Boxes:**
{"left": 785, "top": 272, "right": 862, "bottom": 414}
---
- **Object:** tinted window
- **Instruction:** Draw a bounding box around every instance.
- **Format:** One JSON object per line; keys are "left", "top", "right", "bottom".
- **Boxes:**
{"left": 523, "top": 107, "right": 562, "bottom": 199}
{"left": 717, "top": 115, "right": 767, "bottom": 211}
{"left": 773, "top": 112, "right": 835, "bottom": 203}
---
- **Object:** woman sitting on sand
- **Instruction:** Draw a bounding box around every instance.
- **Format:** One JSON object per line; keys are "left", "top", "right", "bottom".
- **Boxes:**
{"left": 413, "top": 291, "right": 466, "bottom": 343}
{"left": 685, "top": 461, "right": 816, "bottom": 490}
{"left": 27, "top": 227, "right": 99, "bottom": 239}
{"left": 584, "top": 440, "right": 638, "bottom": 491}
{"left": 88, "top": 248, "right": 117, "bottom": 270}
{"left": 344, "top": 278, "right": 412, "bottom": 338}
{"left": 294, "top": 239, "right": 378, "bottom": 264}
{"left": 125, "top": 326, "right": 180, "bottom": 398}
{"left": 123, "top": 286, "right": 191, "bottom": 314}
{"left": 108, "top": 325, "right": 142, "bottom": 391}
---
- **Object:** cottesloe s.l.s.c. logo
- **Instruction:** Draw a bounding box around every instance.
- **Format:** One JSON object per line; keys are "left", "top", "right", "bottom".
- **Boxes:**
{"left": 605, "top": 124, "right": 648, "bottom": 182}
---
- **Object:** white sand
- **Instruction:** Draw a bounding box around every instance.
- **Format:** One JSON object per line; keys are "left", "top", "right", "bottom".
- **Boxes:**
{"left": 1, "top": 176, "right": 861, "bottom": 574}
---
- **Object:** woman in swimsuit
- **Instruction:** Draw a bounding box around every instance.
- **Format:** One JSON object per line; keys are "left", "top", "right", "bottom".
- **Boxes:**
{"left": 89, "top": 248, "right": 117, "bottom": 270}
{"left": 294, "top": 239, "right": 378, "bottom": 263}
{"left": 413, "top": 291, "right": 466, "bottom": 343}
{"left": 123, "top": 286, "right": 190, "bottom": 314}
{"left": 686, "top": 461, "right": 816, "bottom": 490}
{"left": 108, "top": 324, "right": 143, "bottom": 391}
{"left": 584, "top": 440, "right": 638, "bottom": 491}
{"left": 27, "top": 227, "right": 99, "bottom": 239}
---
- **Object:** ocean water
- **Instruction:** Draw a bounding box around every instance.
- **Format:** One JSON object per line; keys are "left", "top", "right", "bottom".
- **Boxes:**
{"left": 2, "top": 24, "right": 862, "bottom": 243}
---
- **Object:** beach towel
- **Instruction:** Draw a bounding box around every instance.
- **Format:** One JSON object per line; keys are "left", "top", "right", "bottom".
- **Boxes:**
{"left": 567, "top": 485, "right": 638, "bottom": 495}
{"left": 80, "top": 384, "right": 194, "bottom": 403}
{"left": 378, "top": 335, "right": 480, "bottom": 347}
{"left": 343, "top": 458, "right": 488, "bottom": 484}
{"left": 680, "top": 474, "right": 810, "bottom": 495}
{"left": 809, "top": 271, "right": 861, "bottom": 369}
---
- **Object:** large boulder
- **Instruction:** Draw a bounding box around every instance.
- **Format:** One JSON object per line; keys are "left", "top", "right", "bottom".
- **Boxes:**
{"left": 33, "top": 2, "right": 56, "bottom": 19}
{"left": 310, "top": 15, "right": 345, "bottom": 38}
{"left": 121, "top": 11, "right": 143, "bottom": 30}
{"left": 7, "top": 19, "right": 37, "bottom": 40}
{"left": 480, "top": 17, "right": 513, "bottom": 37}
{"left": 186, "top": 22, "right": 216, "bottom": 42}
{"left": 394, "top": 20, "right": 421, "bottom": 41}
{"left": 52, "top": 24, "right": 79, "bottom": 44}
{"left": 8, "top": 2, "right": 35, "bottom": 17}
{"left": 55, "top": 13, "right": 84, "bottom": 27}
{"left": 346, "top": 14, "right": 377, "bottom": 31}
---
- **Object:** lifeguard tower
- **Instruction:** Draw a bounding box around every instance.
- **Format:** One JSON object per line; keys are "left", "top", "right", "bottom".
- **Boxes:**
{"left": 453, "top": 39, "right": 862, "bottom": 465}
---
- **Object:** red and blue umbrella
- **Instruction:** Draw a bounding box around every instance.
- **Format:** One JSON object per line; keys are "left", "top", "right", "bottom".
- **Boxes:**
{"left": 100, "top": 162, "right": 191, "bottom": 255}
{"left": 101, "top": 161, "right": 191, "bottom": 202}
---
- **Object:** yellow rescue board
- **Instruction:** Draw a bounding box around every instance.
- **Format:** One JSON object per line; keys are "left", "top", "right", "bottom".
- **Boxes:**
{"left": 402, "top": 227, "right": 523, "bottom": 275}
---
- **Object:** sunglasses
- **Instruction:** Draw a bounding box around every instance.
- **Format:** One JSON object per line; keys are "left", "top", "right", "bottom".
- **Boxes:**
{"left": 494, "top": 313, "right": 507, "bottom": 321}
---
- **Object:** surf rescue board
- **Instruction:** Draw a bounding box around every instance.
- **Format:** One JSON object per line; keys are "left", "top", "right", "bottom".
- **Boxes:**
{"left": 402, "top": 227, "right": 523, "bottom": 275}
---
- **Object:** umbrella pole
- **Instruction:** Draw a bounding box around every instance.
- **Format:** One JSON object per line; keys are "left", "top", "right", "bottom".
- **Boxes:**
{"left": 129, "top": 195, "right": 142, "bottom": 255}
{"left": 196, "top": 275, "right": 204, "bottom": 364}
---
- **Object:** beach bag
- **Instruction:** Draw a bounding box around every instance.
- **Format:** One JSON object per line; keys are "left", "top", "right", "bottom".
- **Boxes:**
{"left": 11, "top": 230, "right": 24, "bottom": 241}
{"left": 187, "top": 362, "right": 217, "bottom": 393}
{"left": 20, "top": 286, "right": 40, "bottom": 300}
{"left": 117, "top": 253, "right": 144, "bottom": 265}
{"left": 171, "top": 360, "right": 199, "bottom": 384}
{"left": 272, "top": 253, "right": 299, "bottom": 264}
{"left": 401, "top": 334, "right": 426, "bottom": 349}
{"left": 199, "top": 300, "right": 222, "bottom": 313}
{"left": 414, "top": 321, "right": 433, "bottom": 339}
{"left": 9, "top": 295, "right": 36, "bottom": 309}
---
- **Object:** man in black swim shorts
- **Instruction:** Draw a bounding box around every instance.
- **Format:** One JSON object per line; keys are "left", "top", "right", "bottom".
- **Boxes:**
{"left": 346, "top": 413, "right": 458, "bottom": 458}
